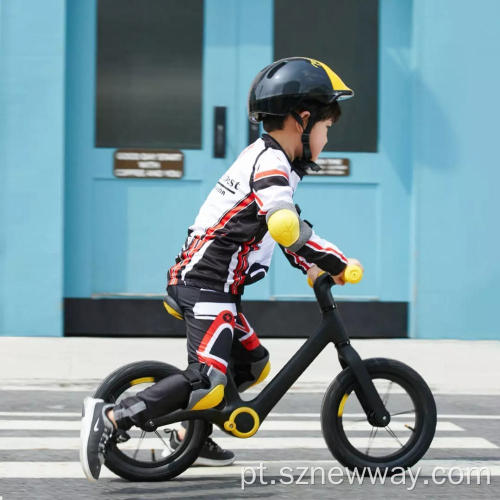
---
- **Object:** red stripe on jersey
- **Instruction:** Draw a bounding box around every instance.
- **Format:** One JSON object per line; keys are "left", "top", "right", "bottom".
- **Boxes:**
{"left": 254, "top": 169, "right": 289, "bottom": 181}
{"left": 206, "top": 193, "right": 255, "bottom": 240}
{"left": 253, "top": 193, "right": 268, "bottom": 216}
{"left": 231, "top": 240, "right": 251, "bottom": 294}
{"left": 306, "top": 240, "right": 347, "bottom": 263}
{"left": 230, "top": 239, "right": 260, "bottom": 294}
{"left": 171, "top": 193, "right": 255, "bottom": 284}
{"left": 285, "top": 248, "right": 312, "bottom": 272}
{"left": 254, "top": 192, "right": 263, "bottom": 208}
{"left": 169, "top": 235, "right": 202, "bottom": 285}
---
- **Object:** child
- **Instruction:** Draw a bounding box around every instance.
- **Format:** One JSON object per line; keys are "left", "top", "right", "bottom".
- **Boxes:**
{"left": 80, "top": 56, "right": 363, "bottom": 481}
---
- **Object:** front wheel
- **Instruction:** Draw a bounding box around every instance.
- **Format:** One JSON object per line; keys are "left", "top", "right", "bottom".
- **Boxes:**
{"left": 93, "top": 360, "right": 209, "bottom": 481}
{"left": 321, "top": 358, "right": 436, "bottom": 472}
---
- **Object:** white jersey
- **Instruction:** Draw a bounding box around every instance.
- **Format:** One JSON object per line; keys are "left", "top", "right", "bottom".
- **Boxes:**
{"left": 168, "top": 134, "right": 347, "bottom": 294}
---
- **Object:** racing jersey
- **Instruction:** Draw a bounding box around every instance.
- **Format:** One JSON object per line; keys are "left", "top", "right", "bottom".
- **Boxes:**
{"left": 167, "top": 134, "right": 348, "bottom": 294}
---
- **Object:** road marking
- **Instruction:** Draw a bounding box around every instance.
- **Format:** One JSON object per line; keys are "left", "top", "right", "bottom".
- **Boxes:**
{"left": 0, "top": 412, "right": 80, "bottom": 418}
{"left": 1, "top": 410, "right": 498, "bottom": 420}
{"left": 0, "top": 420, "right": 463, "bottom": 432}
{"left": 269, "top": 413, "right": 500, "bottom": 420}
{"left": 3, "top": 384, "right": 500, "bottom": 395}
{"left": 239, "top": 421, "right": 463, "bottom": 432}
{"left": 0, "top": 436, "right": 495, "bottom": 450}
{"left": 2, "top": 386, "right": 97, "bottom": 392}
{"left": 0, "top": 460, "right": 499, "bottom": 479}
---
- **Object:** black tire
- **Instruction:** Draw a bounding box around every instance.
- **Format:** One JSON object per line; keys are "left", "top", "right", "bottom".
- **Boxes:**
{"left": 321, "top": 358, "right": 436, "bottom": 472}
{"left": 93, "top": 360, "right": 209, "bottom": 482}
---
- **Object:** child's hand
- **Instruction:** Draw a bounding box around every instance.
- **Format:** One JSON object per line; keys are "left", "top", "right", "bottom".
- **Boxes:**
{"left": 307, "top": 259, "right": 364, "bottom": 286}
{"left": 306, "top": 264, "right": 324, "bottom": 286}
{"left": 332, "top": 258, "right": 363, "bottom": 285}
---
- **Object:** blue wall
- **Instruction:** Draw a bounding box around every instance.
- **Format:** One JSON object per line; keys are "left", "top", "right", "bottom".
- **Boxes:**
{"left": 411, "top": 0, "right": 500, "bottom": 338}
{"left": 0, "top": 0, "right": 66, "bottom": 336}
{"left": 1, "top": 0, "right": 499, "bottom": 338}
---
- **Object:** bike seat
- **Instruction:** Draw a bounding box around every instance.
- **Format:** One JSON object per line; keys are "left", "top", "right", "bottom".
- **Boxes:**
{"left": 163, "top": 293, "right": 184, "bottom": 320}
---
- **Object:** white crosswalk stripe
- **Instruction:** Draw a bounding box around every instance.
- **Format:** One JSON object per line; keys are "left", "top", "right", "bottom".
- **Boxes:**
{"left": 0, "top": 436, "right": 496, "bottom": 451}
{"left": 0, "top": 411, "right": 497, "bottom": 479}
{"left": 0, "top": 419, "right": 464, "bottom": 432}
{"left": 3, "top": 411, "right": 500, "bottom": 419}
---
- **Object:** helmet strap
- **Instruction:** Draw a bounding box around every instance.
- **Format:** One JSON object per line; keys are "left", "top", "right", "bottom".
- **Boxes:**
{"left": 290, "top": 111, "right": 321, "bottom": 173}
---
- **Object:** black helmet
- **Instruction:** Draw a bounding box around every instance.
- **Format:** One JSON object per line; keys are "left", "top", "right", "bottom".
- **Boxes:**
{"left": 247, "top": 57, "right": 354, "bottom": 171}
{"left": 248, "top": 57, "right": 353, "bottom": 123}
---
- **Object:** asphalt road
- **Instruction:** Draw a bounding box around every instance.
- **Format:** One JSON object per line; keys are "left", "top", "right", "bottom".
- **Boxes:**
{"left": 0, "top": 385, "right": 498, "bottom": 499}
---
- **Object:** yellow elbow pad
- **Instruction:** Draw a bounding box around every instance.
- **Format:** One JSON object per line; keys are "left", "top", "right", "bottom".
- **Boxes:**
{"left": 267, "top": 209, "right": 300, "bottom": 247}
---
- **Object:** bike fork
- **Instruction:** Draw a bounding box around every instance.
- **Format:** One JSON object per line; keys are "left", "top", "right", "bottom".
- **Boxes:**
{"left": 327, "top": 310, "right": 391, "bottom": 427}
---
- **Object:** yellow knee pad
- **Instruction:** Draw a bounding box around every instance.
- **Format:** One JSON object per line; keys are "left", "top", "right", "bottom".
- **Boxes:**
{"left": 236, "top": 355, "right": 271, "bottom": 393}
{"left": 190, "top": 384, "right": 225, "bottom": 410}
{"left": 249, "top": 360, "right": 271, "bottom": 389}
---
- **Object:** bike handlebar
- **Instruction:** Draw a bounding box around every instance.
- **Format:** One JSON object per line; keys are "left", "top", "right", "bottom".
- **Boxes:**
{"left": 311, "top": 265, "right": 363, "bottom": 312}
{"left": 307, "top": 264, "right": 363, "bottom": 288}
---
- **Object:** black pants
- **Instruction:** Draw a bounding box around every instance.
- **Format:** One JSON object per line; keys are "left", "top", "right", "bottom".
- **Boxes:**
{"left": 112, "top": 284, "right": 268, "bottom": 431}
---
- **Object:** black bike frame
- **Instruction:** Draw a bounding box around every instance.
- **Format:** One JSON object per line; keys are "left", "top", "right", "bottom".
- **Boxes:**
{"left": 151, "top": 274, "right": 390, "bottom": 433}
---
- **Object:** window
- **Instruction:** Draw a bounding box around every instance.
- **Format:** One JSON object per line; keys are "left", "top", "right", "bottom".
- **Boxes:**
{"left": 274, "top": 0, "right": 379, "bottom": 152}
{"left": 96, "top": 0, "right": 203, "bottom": 149}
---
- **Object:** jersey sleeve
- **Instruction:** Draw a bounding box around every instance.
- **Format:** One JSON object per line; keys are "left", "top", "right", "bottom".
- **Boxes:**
{"left": 252, "top": 152, "right": 348, "bottom": 277}
{"left": 279, "top": 245, "right": 313, "bottom": 274}
{"left": 294, "top": 230, "right": 348, "bottom": 276}
{"left": 251, "top": 157, "right": 293, "bottom": 217}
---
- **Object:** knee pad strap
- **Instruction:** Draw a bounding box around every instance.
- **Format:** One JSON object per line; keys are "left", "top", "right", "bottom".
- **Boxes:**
{"left": 236, "top": 353, "right": 271, "bottom": 393}
{"left": 183, "top": 364, "right": 227, "bottom": 410}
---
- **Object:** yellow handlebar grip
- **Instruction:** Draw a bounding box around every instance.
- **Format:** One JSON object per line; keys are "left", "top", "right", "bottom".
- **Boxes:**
{"left": 307, "top": 270, "right": 325, "bottom": 288}
{"left": 307, "top": 266, "right": 363, "bottom": 287}
{"left": 343, "top": 265, "right": 363, "bottom": 284}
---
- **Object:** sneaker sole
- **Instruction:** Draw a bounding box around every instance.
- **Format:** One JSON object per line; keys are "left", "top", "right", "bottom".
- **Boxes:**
{"left": 79, "top": 397, "right": 102, "bottom": 482}
{"left": 193, "top": 456, "right": 235, "bottom": 467}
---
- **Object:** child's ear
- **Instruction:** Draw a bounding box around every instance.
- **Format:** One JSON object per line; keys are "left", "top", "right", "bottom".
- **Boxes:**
{"left": 299, "top": 111, "right": 310, "bottom": 130}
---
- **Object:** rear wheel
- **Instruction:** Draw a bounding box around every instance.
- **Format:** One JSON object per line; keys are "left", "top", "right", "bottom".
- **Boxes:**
{"left": 321, "top": 358, "right": 436, "bottom": 472}
{"left": 94, "top": 360, "right": 209, "bottom": 481}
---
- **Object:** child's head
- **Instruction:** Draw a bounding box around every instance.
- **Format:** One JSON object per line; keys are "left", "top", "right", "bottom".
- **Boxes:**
{"left": 248, "top": 57, "right": 354, "bottom": 165}
{"left": 262, "top": 101, "right": 342, "bottom": 161}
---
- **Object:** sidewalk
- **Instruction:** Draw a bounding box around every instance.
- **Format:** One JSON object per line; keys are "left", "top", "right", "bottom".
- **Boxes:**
{"left": 0, "top": 337, "right": 499, "bottom": 394}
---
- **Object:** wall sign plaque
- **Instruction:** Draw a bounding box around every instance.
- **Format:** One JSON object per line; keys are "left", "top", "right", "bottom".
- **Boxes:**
{"left": 113, "top": 150, "right": 184, "bottom": 178}
{"left": 307, "top": 158, "right": 350, "bottom": 176}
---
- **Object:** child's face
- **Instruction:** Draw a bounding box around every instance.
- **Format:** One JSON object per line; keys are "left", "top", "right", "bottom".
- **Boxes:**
{"left": 309, "top": 119, "right": 333, "bottom": 161}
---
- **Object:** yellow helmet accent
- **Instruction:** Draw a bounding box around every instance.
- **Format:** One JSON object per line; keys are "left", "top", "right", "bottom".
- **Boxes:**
{"left": 309, "top": 58, "right": 353, "bottom": 97}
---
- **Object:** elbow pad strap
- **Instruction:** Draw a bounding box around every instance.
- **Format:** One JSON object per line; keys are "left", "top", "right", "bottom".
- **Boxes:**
{"left": 288, "top": 218, "right": 312, "bottom": 252}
